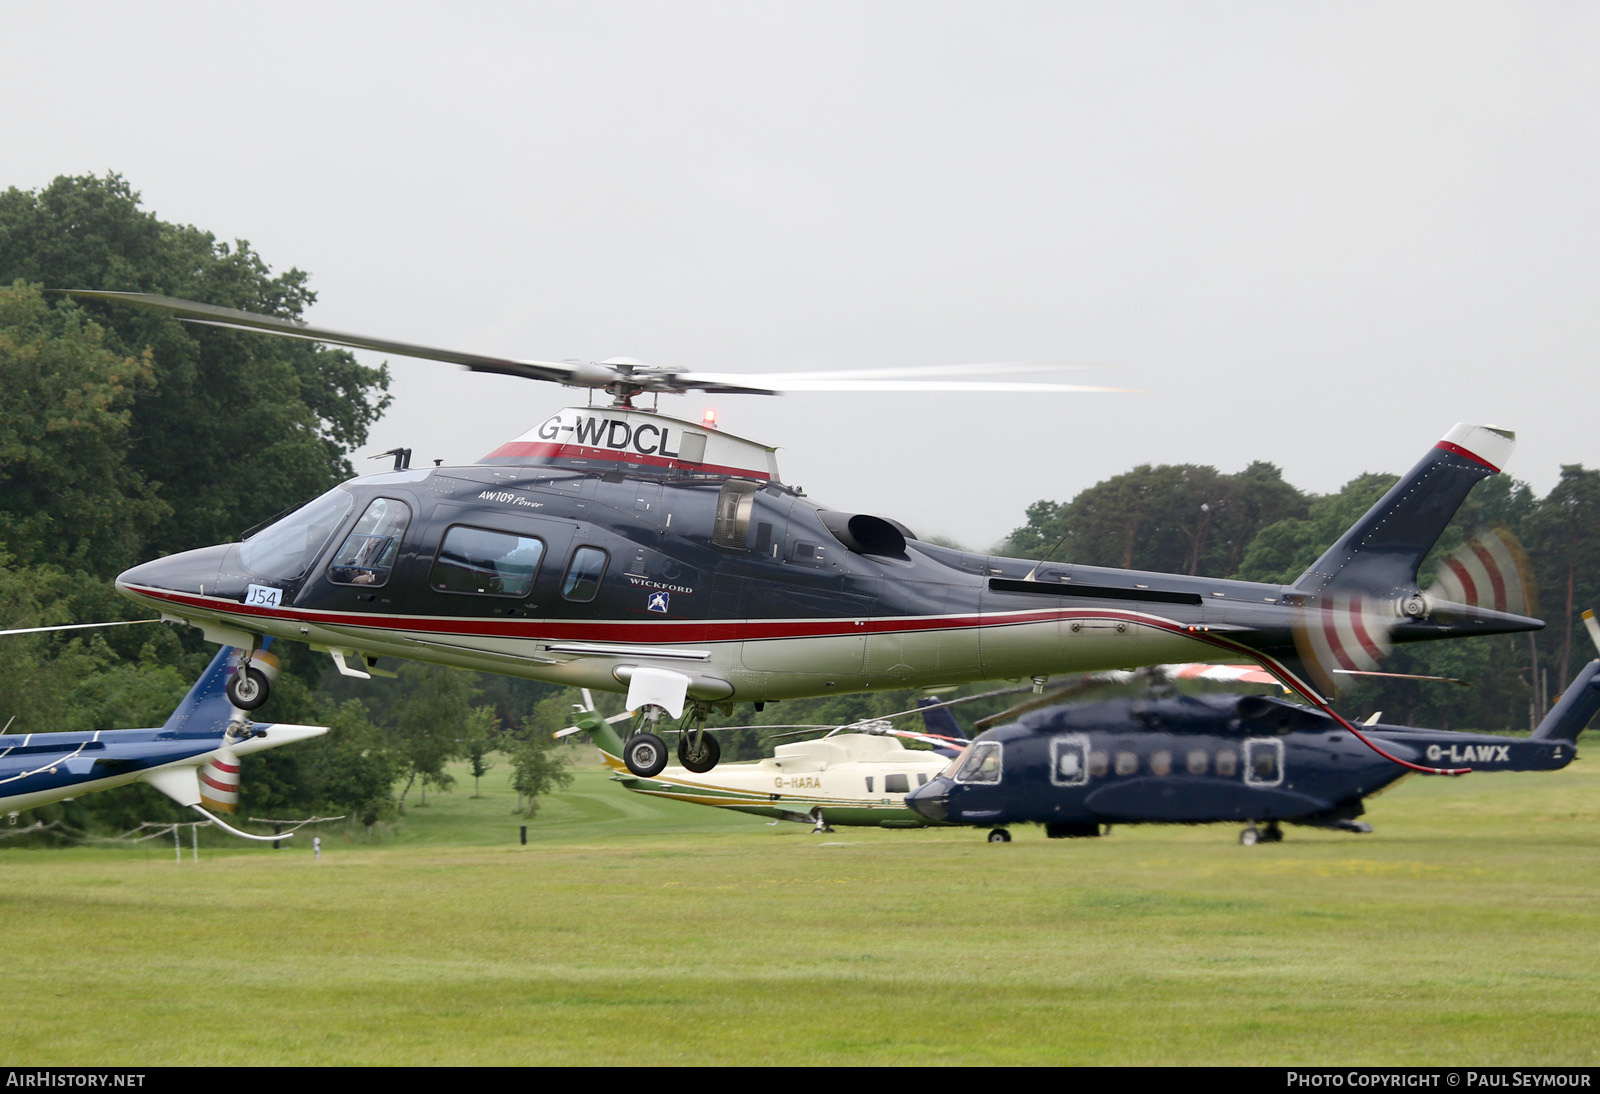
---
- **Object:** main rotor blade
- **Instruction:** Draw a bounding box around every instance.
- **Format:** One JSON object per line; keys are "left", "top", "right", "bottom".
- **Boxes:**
{"left": 62, "top": 291, "right": 607, "bottom": 388}
{"left": 0, "top": 619, "right": 158, "bottom": 637}
{"left": 62, "top": 291, "right": 1131, "bottom": 399}
{"left": 671, "top": 370, "right": 1133, "bottom": 395}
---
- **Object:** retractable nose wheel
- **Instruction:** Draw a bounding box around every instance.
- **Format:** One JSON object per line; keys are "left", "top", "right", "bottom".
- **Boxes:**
{"left": 623, "top": 733, "right": 669, "bottom": 777}
{"left": 227, "top": 666, "right": 270, "bottom": 711}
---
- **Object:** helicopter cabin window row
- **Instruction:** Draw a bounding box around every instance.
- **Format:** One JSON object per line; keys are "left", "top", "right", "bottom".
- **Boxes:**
{"left": 430, "top": 525, "right": 547, "bottom": 597}
{"left": 1049, "top": 738, "right": 1282, "bottom": 786}
{"left": 861, "top": 773, "right": 930, "bottom": 794}
{"left": 328, "top": 498, "right": 412, "bottom": 587}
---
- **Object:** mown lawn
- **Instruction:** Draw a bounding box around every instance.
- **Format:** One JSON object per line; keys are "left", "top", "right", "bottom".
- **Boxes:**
{"left": 3, "top": 753, "right": 1596, "bottom": 1065}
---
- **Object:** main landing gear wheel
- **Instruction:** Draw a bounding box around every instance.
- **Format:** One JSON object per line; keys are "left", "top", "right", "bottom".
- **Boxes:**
{"left": 1240, "top": 825, "right": 1260, "bottom": 846}
{"left": 988, "top": 828, "right": 1012, "bottom": 843}
{"left": 677, "top": 732, "right": 720, "bottom": 773}
{"left": 623, "top": 733, "right": 669, "bottom": 778}
{"left": 227, "top": 666, "right": 270, "bottom": 711}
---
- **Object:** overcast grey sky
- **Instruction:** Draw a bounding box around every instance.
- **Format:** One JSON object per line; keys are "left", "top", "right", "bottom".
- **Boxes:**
{"left": 6, "top": 2, "right": 1597, "bottom": 548}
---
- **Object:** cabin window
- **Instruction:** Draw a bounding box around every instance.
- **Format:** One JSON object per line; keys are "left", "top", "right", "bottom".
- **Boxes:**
{"left": 1088, "top": 750, "right": 1109, "bottom": 777}
{"left": 1149, "top": 750, "right": 1172, "bottom": 777}
{"left": 328, "top": 497, "right": 412, "bottom": 587}
{"left": 884, "top": 773, "right": 910, "bottom": 794}
{"left": 1051, "top": 736, "right": 1090, "bottom": 787}
{"left": 952, "top": 741, "right": 1002, "bottom": 784}
{"left": 916, "top": 773, "right": 928, "bottom": 786}
{"left": 240, "top": 487, "right": 353, "bottom": 580}
{"left": 1186, "top": 749, "right": 1209, "bottom": 776}
{"left": 1244, "top": 739, "right": 1284, "bottom": 787}
{"left": 561, "top": 546, "right": 609, "bottom": 602}
{"left": 712, "top": 481, "right": 757, "bottom": 549}
{"left": 864, "top": 776, "right": 874, "bottom": 793}
{"left": 431, "top": 526, "right": 546, "bottom": 597}
{"left": 1114, "top": 751, "right": 1138, "bottom": 776}
{"left": 1215, "top": 749, "right": 1239, "bottom": 777}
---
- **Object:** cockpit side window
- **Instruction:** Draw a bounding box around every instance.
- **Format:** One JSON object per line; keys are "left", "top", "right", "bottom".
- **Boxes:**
{"left": 561, "top": 546, "right": 609, "bottom": 602}
{"left": 240, "top": 487, "right": 354, "bottom": 581}
{"left": 328, "top": 497, "right": 412, "bottom": 587}
{"left": 951, "top": 740, "right": 1002, "bottom": 784}
{"left": 430, "top": 525, "right": 546, "bottom": 597}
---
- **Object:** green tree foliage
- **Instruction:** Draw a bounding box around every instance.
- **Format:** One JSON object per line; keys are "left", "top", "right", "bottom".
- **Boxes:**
{"left": 1524, "top": 466, "right": 1600, "bottom": 690}
{"left": 507, "top": 719, "right": 574, "bottom": 819}
{"left": 0, "top": 175, "right": 390, "bottom": 836}
{"left": 1233, "top": 473, "right": 1399, "bottom": 585}
{"left": 390, "top": 664, "right": 488, "bottom": 812}
{"left": 1009, "top": 461, "right": 1308, "bottom": 576}
{"left": 0, "top": 283, "right": 169, "bottom": 579}
{"left": 0, "top": 173, "right": 390, "bottom": 556}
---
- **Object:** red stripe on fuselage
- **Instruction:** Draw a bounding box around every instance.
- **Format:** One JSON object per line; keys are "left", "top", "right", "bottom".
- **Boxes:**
{"left": 120, "top": 583, "right": 1210, "bottom": 645}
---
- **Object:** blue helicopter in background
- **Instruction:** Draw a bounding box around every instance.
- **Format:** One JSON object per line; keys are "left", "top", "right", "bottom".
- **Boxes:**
{"left": 907, "top": 656, "right": 1599, "bottom": 844}
{"left": 0, "top": 643, "right": 326, "bottom": 840}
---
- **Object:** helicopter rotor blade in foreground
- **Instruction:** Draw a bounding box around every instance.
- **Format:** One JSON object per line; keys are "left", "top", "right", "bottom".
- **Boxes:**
{"left": 61, "top": 290, "right": 1127, "bottom": 401}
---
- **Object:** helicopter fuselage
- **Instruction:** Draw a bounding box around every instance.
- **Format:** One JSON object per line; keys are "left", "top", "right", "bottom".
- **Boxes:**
{"left": 115, "top": 409, "right": 1538, "bottom": 717}
{"left": 117, "top": 460, "right": 1261, "bottom": 702}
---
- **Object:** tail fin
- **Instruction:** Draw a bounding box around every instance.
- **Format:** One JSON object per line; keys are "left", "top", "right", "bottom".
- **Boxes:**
{"left": 572, "top": 708, "right": 629, "bottom": 758}
{"left": 1531, "top": 660, "right": 1600, "bottom": 742}
{"left": 161, "top": 640, "right": 279, "bottom": 736}
{"left": 1294, "top": 424, "right": 1515, "bottom": 598}
{"left": 916, "top": 697, "right": 967, "bottom": 742}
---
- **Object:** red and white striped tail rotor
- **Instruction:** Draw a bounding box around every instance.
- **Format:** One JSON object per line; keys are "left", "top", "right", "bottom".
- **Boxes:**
{"left": 1426, "top": 524, "right": 1538, "bottom": 618}
{"left": 1293, "top": 592, "right": 1396, "bottom": 697}
{"left": 199, "top": 747, "right": 242, "bottom": 814}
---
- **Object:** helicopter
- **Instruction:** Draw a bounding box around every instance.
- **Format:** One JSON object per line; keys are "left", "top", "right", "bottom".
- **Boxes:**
{"left": 563, "top": 691, "right": 972, "bottom": 832}
{"left": 0, "top": 642, "right": 326, "bottom": 841}
{"left": 69, "top": 291, "right": 1544, "bottom": 782}
{"left": 904, "top": 654, "right": 1599, "bottom": 845}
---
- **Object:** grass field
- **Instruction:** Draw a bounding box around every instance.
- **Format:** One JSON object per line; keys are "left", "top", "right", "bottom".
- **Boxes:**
{"left": 3, "top": 751, "right": 1598, "bottom": 1066}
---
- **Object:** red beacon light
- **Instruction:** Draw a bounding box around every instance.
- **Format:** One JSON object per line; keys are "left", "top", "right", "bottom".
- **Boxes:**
{"left": 701, "top": 408, "right": 719, "bottom": 429}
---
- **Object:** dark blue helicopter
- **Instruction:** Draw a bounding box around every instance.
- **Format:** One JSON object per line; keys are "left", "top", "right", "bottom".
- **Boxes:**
{"left": 905, "top": 661, "right": 1599, "bottom": 844}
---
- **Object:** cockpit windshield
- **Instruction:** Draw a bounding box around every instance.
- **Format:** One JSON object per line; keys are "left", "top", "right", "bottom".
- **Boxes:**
{"left": 949, "top": 740, "right": 1002, "bottom": 784}
{"left": 239, "top": 488, "right": 354, "bottom": 580}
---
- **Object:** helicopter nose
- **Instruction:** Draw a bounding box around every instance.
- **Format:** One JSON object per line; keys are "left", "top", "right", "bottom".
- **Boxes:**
{"left": 904, "top": 778, "right": 950, "bottom": 823}
{"left": 116, "top": 544, "right": 234, "bottom": 607}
